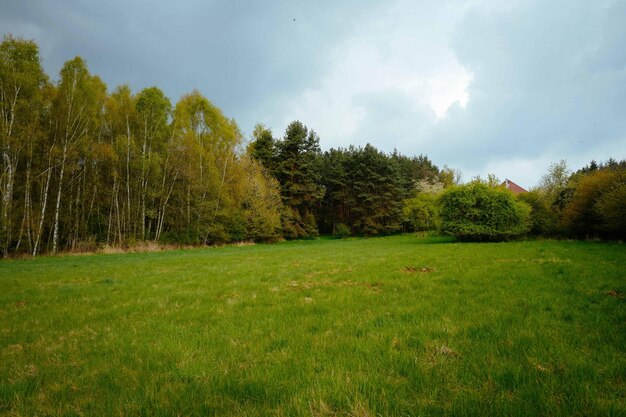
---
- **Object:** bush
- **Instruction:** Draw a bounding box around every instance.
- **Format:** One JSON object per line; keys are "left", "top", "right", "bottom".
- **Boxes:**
{"left": 439, "top": 183, "right": 530, "bottom": 241}
{"left": 333, "top": 223, "right": 351, "bottom": 238}
{"left": 562, "top": 168, "right": 626, "bottom": 239}
{"left": 517, "top": 190, "right": 559, "bottom": 236}
{"left": 595, "top": 180, "right": 626, "bottom": 239}
{"left": 403, "top": 192, "right": 440, "bottom": 231}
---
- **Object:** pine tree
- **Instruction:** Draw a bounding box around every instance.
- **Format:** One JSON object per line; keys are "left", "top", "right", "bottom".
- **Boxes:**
{"left": 275, "top": 121, "right": 324, "bottom": 238}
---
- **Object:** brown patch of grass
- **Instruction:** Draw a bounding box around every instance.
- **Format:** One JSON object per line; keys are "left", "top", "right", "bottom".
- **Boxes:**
{"left": 309, "top": 399, "right": 338, "bottom": 417}
{"left": 391, "top": 337, "right": 401, "bottom": 350}
{"left": 24, "top": 364, "right": 38, "bottom": 378}
{"left": 402, "top": 266, "right": 436, "bottom": 273}
{"left": 5, "top": 344, "right": 23, "bottom": 354}
{"left": 438, "top": 345, "right": 458, "bottom": 357}
{"left": 229, "top": 241, "right": 256, "bottom": 247}
{"left": 349, "top": 402, "right": 375, "bottom": 417}
{"left": 607, "top": 289, "right": 624, "bottom": 299}
{"left": 286, "top": 280, "right": 382, "bottom": 293}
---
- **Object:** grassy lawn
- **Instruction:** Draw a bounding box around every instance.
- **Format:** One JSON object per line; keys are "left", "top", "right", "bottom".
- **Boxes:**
{"left": 1, "top": 235, "right": 625, "bottom": 416}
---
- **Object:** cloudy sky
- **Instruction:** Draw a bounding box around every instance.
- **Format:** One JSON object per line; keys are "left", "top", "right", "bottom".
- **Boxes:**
{"left": 2, "top": 0, "right": 625, "bottom": 188}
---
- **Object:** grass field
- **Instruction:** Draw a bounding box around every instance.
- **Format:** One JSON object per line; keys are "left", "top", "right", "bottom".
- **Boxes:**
{"left": 1, "top": 235, "right": 625, "bottom": 416}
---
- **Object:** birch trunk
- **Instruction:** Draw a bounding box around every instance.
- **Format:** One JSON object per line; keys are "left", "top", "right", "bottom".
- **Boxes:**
{"left": 32, "top": 150, "right": 53, "bottom": 256}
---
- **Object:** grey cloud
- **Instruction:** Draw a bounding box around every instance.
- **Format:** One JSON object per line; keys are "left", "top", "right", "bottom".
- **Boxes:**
{"left": 350, "top": 90, "right": 436, "bottom": 150}
{"left": 430, "top": 0, "right": 626, "bottom": 178}
{"left": 0, "top": 0, "right": 382, "bottom": 119}
{"left": 1, "top": 0, "right": 624, "bottom": 187}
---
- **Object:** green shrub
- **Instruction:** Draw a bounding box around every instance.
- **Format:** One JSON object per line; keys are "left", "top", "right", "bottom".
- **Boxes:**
{"left": 517, "top": 190, "right": 559, "bottom": 236}
{"left": 333, "top": 223, "right": 352, "bottom": 238}
{"left": 439, "top": 183, "right": 530, "bottom": 241}
{"left": 595, "top": 180, "right": 626, "bottom": 239}
{"left": 562, "top": 168, "right": 626, "bottom": 239}
{"left": 403, "top": 193, "right": 440, "bottom": 231}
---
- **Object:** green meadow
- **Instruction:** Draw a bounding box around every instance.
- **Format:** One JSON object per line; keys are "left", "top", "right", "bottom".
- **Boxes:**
{"left": 1, "top": 235, "right": 625, "bottom": 416}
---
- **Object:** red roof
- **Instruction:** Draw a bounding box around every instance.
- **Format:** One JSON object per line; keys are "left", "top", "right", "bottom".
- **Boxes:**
{"left": 501, "top": 179, "right": 527, "bottom": 194}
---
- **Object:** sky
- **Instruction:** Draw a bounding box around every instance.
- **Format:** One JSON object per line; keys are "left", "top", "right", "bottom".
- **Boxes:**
{"left": 2, "top": 0, "right": 625, "bottom": 188}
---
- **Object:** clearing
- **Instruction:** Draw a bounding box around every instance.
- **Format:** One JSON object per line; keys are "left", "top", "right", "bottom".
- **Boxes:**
{"left": 1, "top": 235, "right": 625, "bottom": 416}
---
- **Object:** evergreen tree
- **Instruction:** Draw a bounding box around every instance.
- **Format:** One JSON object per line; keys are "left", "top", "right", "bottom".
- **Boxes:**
{"left": 349, "top": 144, "right": 404, "bottom": 235}
{"left": 275, "top": 121, "right": 324, "bottom": 238}
{"left": 248, "top": 124, "right": 276, "bottom": 172}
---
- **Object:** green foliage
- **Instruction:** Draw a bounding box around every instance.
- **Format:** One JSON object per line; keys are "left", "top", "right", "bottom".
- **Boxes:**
{"left": 248, "top": 123, "right": 276, "bottom": 170}
{"left": 540, "top": 160, "right": 571, "bottom": 212}
{"left": 439, "top": 183, "right": 530, "bottom": 241}
{"left": 402, "top": 178, "right": 445, "bottom": 232}
{"left": 595, "top": 181, "right": 626, "bottom": 239}
{"left": 517, "top": 190, "right": 559, "bottom": 236}
{"left": 561, "top": 167, "right": 626, "bottom": 239}
{"left": 318, "top": 145, "right": 408, "bottom": 236}
{"left": 274, "top": 121, "right": 324, "bottom": 239}
{"left": 403, "top": 192, "right": 440, "bottom": 231}
{"left": 0, "top": 35, "right": 48, "bottom": 255}
{"left": 333, "top": 222, "right": 351, "bottom": 238}
{"left": 0, "top": 36, "right": 452, "bottom": 253}
{"left": 235, "top": 156, "right": 283, "bottom": 242}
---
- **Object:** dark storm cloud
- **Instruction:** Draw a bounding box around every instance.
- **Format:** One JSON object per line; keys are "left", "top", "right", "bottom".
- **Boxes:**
{"left": 2, "top": 0, "right": 625, "bottom": 187}
{"left": 0, "top": 0, "right": 380, "bottom": 116}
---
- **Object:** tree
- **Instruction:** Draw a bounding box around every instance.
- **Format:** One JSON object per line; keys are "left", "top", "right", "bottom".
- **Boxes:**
{"left": 274, "top": 121, "right": 324, "bottom": 238}
{"left": 517, "top": 190, "right": 558, "bottom": 236}
{"left": 403, "top": 178, "right": 444, "bottom": 232}
{"left": 135, "top": 86, "right": 171, "bottom": 240}
{"left": 169, "top": 90, "right": 241, "bottom": 243}
{"left": 348, "top": 144, "right": 404, "bottom": 235}
{"left": 248, "top": 123, "right": 276, "bottom": 172}
{"left": 318, "top": 147, "right": 351, "bottom": 234}
{"left": 235, "top": 155, "right": 283, "bottom": 241}
{"left": 561, "top": 167, "right": 625, "bottom": 239}
{"left": 540, "top": 160, "right": 571, "bottom": 211}
{"left": 595, "top": 175, "right": 626, "bottom": 239}
{"left": 104, "top": 85, "right": 137, "bottom": 243}
{"left": 50, "top": 56, "right": 106, "bottom": 253}
{"left": 0, "top": 35, "right": 47, "bottom": 256}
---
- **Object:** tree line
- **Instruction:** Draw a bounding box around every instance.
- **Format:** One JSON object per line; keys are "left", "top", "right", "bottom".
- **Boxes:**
{"left": 248, "top": 123, "right": 452, "bottom": 239}
{"left": 0, "top": 35, "right": 286, "bottom": 256}
{"left": 415, "top": 159, "right": 625, "bottom": 242}
{"left": 519, "top": 159, "right": 626, "bottom": 240}
{"left": 3, "top": 35, "right": 622, "bottom": 256}
{"left": 1, "top": 35, "right": 451, "bottom": 257}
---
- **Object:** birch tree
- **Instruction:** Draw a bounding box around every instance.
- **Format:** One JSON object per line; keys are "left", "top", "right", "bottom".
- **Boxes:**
{"left": 136, "top": 87, "right": 170, "bottom": 240}
{"left": 0, "top": 35, "right": 47, "bottom": 256}
{"left": 50, "top": 57, "right": 104, "bottom": 253}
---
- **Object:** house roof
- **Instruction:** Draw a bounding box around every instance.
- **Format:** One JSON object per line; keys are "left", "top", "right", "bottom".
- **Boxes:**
{"left": 501, "top": 179, "right": 527, "bottom": 194}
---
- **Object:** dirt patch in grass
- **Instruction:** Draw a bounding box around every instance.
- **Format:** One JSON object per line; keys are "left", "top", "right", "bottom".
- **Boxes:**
{"left": 402, "top": 266, "right": 436, "bottom": 273}
{"left": 305, "top": 268, "right": 352, "bottom": 279}
{"left": 438, "top": 345, "right": 458, "bottom": 357}
{"left": 495, "top": 257, "right": 572, "bottom": 264}
{"left": 5, "top": 344, "right": 23, "bottom": 354}
{"left": 607, "top": 290, "right": 624, "bottom": 299}
{"left": 287, "top": 280, "right": 382, "bottom": 293}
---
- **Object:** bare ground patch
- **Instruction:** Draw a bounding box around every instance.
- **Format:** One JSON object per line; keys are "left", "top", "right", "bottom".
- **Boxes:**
{"left": 402, "top": 266, "right": 436, "bottom": 273}
{"left": 286, "top": 279, "right": 382, "bottom": 293}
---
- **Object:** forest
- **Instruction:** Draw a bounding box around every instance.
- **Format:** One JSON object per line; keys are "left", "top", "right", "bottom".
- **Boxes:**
{"left": 0, "top": 35, "right": 450, "bottom": 256}
{"left": 1, "top": 35, "right": 624, "bottom": 257}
